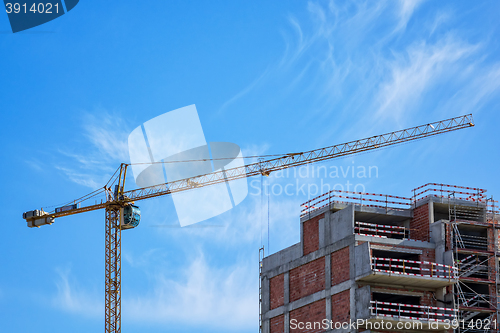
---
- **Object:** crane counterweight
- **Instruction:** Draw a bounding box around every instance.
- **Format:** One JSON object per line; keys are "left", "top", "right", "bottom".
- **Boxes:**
{"left": 22, "top": 209, "right": 54, "bottom": 228}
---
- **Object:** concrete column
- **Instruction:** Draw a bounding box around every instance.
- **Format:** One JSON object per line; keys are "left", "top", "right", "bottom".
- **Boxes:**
{"left": 284, "top": 312, "right": 290, "bottom": 333}
{"left": 325, "top": 254, "right": 332, "bottom": 322}
{"left": 324, "top": 210, "right": 332, "bottom": 247}
{"left": 299, "top": 220, "right": 304, "bottom": 257}
{"left": 284, "top": 272, "right": 290, "bottom": 305}
{"left": 428, "top": 199, "right": 434, "bottom": 224}
{"left": 319, "top": 217, "right": 326, "bottom": 249}
{"left": 435, "top": 287, "right": 446, "bottom": 308}
{"left": 325, "top": 254, "right": 332, "bottom": 289}
{"left": 284, "top": 272, "right": 290, "bottom": 333}
{"left": 262, "top": 276, "right": 270, "bottom": 313}
{"left": 262, "top": 319, "right": 270, "bottom": 333}
{"left": 349, "top": 244, "right": 356, "bottom": 284}
{"left": 350, "top": 287, "right": 356, "bottom": 331}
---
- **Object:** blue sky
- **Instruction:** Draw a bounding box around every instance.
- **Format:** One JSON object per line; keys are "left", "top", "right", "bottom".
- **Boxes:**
{"left": 2, "top": 1, "right": 500, "bottom": 332}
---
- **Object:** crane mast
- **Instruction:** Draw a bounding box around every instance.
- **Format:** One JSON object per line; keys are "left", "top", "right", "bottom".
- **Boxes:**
{"left": 105, "top": 206, "right": 121, "bottom": 333}
{"left": 21, "top": 114, "right": 474, "bottom": 333}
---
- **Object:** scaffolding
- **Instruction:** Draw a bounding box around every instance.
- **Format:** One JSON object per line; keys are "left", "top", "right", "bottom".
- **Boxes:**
{"left": 444, "top": 187, "right": 498, "bottom": 333}
{"left": 410, "top": 183, "right": 498, "bottom": 332}
{"left": 259, "top": 247, "right": 264, "bottom": 333}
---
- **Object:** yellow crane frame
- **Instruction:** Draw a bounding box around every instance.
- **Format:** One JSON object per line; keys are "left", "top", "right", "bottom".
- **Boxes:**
{"left": 22, "top": 114, "right": 474, "bottom": 333}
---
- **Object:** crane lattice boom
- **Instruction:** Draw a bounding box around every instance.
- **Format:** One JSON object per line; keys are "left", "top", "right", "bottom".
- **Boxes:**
{"left": 22, "top": 113, "right": 474, "bottom": 333}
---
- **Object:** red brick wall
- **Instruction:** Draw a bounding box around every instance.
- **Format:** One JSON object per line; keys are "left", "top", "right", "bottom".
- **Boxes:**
{"left": 303, "top": 214, "right": 324, "bottom": 255}
{"left": 270, "top": 315, "right": 284, "bottom": 333}
{"left": 488, "top": 228, "right": 495, "bottom": 252}
{"left": 290, "top": 258, "right": 325, "bottom": 302}
{"left": 331, "top": 247, "right": 350, "bottom": 286}
{"left": 290, "top": 299, "right": 326, "bottom": 333}
{"left": 411, "top": 204, "right": 430, "bottom": 241}
{"left": 270, "top": 274, "right": 284, "bottom": 310}
{"left": 445, "top": 223, "right": 452, "bottom": 251}
{"left": 331, "top": 290, "right": 350, "bottom": 323}
{"left": 489, "top": 256, "right": 497, "bottom": 281}
{"left": 497, "top": 230, "right": 500, "bottom": 253}
{"left": 420, "top": 248, "right": 436, "bottom": 261}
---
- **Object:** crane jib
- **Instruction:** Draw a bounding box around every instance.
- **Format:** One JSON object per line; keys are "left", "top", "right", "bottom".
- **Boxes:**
{"left": 22, "top": 114, "right": 473, "bottom": 220}
{"left": 122, "top": 113, "right": 474, "bottom": 203}
{"left": 20, "top": 112, "right": 474, "bottom": 333}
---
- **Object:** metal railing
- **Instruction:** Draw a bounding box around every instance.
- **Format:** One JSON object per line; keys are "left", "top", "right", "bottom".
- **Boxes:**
{"left": 301, "top": 189, "right": 411, "bottom": 217}
{"left": 457, "top": 255, "right": 491, "bottom": 279}
{"left": 371, "top": 257, "right": 458, "bottom": 279}
{"left": 412, "top": 183, "right": 487, "bottom": 206}
{"left": 370, "top": 301, "right": 458, "bottom": 322}
{"left": 454, "top": 234, "right": 489, "bottom": 251}
{"left": 459, "top": 292, "right": 493, "bottom": 309}
{"left": 355, "top": 221, "right": 408, "bottom": 239}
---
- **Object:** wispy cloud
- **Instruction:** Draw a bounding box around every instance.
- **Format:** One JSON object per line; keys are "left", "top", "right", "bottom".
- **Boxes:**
{"left": 394, "top": 0, "right": 426, "bottom": 32}
{"left": 375, "top": 36, "right": 479, "bottom": 123}
{"left": 124, "top": 254, "right": 258, "bottom": 330}
{"left": 51, "top": 266, "right": 103, "bottom": 318}
{"left": 218, "top": 68, "right": 270, "bottom": 115}
{"left": 82, "top": 112, "right": 130, "bottom": 162}
{"left": 428, "top": 10, "right": 452, "bottom": 36}
{"left": 56, "top": 109, "right": 131, "bottom": 189}
{"left": 54, "top": 166, "right": 101, "bottom": 189}
{"left": 53, "top": 252, "right": 259, "bottom": 330}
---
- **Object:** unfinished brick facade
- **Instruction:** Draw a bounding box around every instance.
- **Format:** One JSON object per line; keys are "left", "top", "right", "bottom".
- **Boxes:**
{"left": 302, "top": 213, "right": 323, "bottom": 255}
{"left": 410, "top": 203, "right": 430, "bottom": 241}
{"left": 270, "top": 315, "right": 284, "bottom": 333}
{"left": 331, "top": 290, "right": 350, "bottom": 323}
{"left": 270, "top": 274, "right": 284, "bottom": 310}
{"left": 331, "top": 247, "right": 349, "bottom": 286}
{"left": 290, "top": 299, "right": 326, "bottom": 333}
{"left": 289, "top": 258, "right": 325, "bottom": 303}
{"left": 261, "top": 184, "right": 499, "bottom": 333}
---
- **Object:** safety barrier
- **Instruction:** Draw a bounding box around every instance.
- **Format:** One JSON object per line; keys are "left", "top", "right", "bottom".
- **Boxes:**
{"left": 301, "top": 189, "right": 411, "bottom": 217}
{"left": 459, "top": 292, "right": 492, "bottom": 309}
{"left": 455, "top": 233, "right": 488, "bottom": 251}
{"left": 371, "top": 257, "right": 458, "bottom": 279}
{"left": 457, "top": 254, "right": 491, "bottom": 279}
{"left": 355, "top": 221, "right": 408, "bottom": 239}
{"left": 370, "top": 301, "right": 458, "bottom": 322}
{"left": 412, "top": 183, "right": 487, "bottom": 205}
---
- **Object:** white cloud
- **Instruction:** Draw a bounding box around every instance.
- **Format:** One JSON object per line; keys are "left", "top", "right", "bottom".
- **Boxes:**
{"left": 395, "top": 0, "right": 426, "bottom": 32}
{"left": 375, "top": 37, "right": 479, "bottom": 122}
{"left": 437, "top": 64, "right": 500, "bottom": 116}
{"left": 82, "top": 111, "right": 131, "bottom": 163}
{"left": 123, "top": 254, "right": 258, "bottom": 330}
{"left": 428, "top": 10, "right": 452, "bottom": 36}
{"left": 56, "top": 109, "right": 131, "bottom": 189}
{"left": 218, "top": 68, "right": 270, "bottom": 115}
{"left": 52, "top": 266, "right": 103, "bottom": 318}
{"left": 54, "top": 166, "right": 102, "bottom": 189}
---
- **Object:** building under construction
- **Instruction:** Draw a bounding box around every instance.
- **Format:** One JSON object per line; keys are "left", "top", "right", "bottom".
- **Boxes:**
{"left": 259, "top": 183, "right": 499, "bottom": 333}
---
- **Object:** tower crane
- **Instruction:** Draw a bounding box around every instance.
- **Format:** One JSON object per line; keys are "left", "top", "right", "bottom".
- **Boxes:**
{"left": 22, "top": 114, "right": 475, "bottom": 333}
